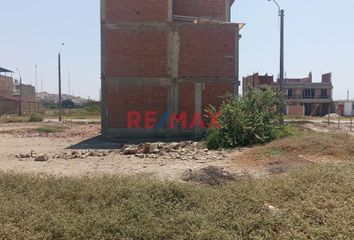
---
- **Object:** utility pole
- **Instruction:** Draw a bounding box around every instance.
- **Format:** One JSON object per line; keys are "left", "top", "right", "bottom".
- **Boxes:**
{"left": 58, "top": 43, "right": 64, "bottom": 122}
{"left": 35, "top": 64, "right": 38, "bottom": 91}
{"left": 16, "top": 68, "right": 22, "bottom": 116}
{"left": 279, "top": 9, "right": 285, "bottom": 124}
{"left": 268, "top": 0, "right": 285, "bottom": 125}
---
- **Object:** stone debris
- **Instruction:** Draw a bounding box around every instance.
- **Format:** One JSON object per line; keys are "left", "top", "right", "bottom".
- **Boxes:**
{"left": 265, "top": 204, "right": 282, "bottom": 216}
{"left": 17, "top": 150, "right": 112, "bottom": 161}
{"left": 59, "top": 150, "right": 112, "bottom": 160}
{"left": 15, "top": 141, "right": 230, "bottom": 163}
{"left": 16, "top": 153, "right": 31, "bottom": 159}
{"left": 123, "top": 147, "right": 139, "bottom": 155}
{"left": 34, "top": 154, "right": 49, "bottom": 162}
{"left": 121, "top": 141, "right": 229, "bottom": 162}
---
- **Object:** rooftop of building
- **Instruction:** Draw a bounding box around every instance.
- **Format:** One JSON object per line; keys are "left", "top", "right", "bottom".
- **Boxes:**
{"left": 0, "top": 67, "right": 13, "bottom": 73}
{"left": 244, "top": 72, "right": 333, "bottom": 86}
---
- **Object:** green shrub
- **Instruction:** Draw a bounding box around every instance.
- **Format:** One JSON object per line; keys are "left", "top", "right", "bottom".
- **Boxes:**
{"left": 35, "top": 126, "right": 66, "bottom": 133}
{"left": 83, "top": 101, "right": 101, "bottom": 113}
{"left": 29, "top": 114, "right": 43, "bottom": 122}
{"left": 206, "top": 88, "right": 285, "bottom": 149}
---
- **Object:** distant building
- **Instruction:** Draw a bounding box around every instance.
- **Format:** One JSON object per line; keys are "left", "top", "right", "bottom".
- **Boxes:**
{"left": 0, "top": 67, "right": 14, "bottom": 98}
{"left": 13, "top": 81, "right": 36, "bottom": 102}
{"left": 334, "top": 100, "right": 354, "bottom": 117}
{"left": 0, "top": 67, "right": 18, "bottom": 115}
{"left": 243, "top": 72, "right": 334, "bottom": 116}
{"left": 0, "top": 67, "right": 42, "bottom": 115}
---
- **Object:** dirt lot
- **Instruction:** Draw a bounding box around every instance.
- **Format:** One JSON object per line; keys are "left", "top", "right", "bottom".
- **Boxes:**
{"left": 0, "top": 122, "right": 259, "bottom": 181}
{"left": 0, "top": 121, "right": 350, "bottom": 182}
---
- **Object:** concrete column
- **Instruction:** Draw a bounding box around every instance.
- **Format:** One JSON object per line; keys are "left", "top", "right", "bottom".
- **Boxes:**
{"left": 195, "top": 83, "right": 202, "bottom": 136}
{"left": 167, "top": 0, "right": 173, "bottom": 22}
{"left": 234, "top": 25, "right": 240, "bottom": 97}
{"left": 100, "top": 0, "right": 109, "bottom": 133}
{"left": 167, "top": 26, "right": 180, "bottom": 132}
{"left": 225, "top": 0, "right": 231, "bottom": 22}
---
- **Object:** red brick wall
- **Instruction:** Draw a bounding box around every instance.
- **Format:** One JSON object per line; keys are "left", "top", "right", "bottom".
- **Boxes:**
{"left": 0, "top": 99, "right": 17, "bottom": 115}
{"left": 0, "top": 76, "right": 13, "bottom": 98}
{"left": 179, "top": 83, "right": 195, "bottom": 124}
{"left": 0, "top": 98, "right": 42, "bottom": 116}
{"left": 106, "top": 85, "right": 168, "bottom": 128}
{"left": 104, "top": 0, "right": 169, "bottom": 23}
{"left": 322, "top": 73, "right": 331, "bottom": 84}
{"left": 202, "top": 83, "right": 233, "bottom": 111}
{"left": 178, "top": 25, "right": 236, "bottom": 78}
{"left": 104, "top": 28, "right": 168, "bottom": 78}
{"left": 286, "top": 78, "right": 302, "bottom": 84}
{"left": 287, "top": 104, "right": 304, "bottom": 116}
{"left": 258, "top": 75, "right": 274, "bottom": 85}
{"left": 173, "top": 0, "right": 227, "bottom": 21}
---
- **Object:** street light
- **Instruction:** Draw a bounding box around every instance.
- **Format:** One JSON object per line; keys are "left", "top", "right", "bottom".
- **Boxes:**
{"left": 58, "top": 43, "right": 64, "bottom": 122}
{"left": 16, "top": 68, "right": 22, "bottom": 116}
{"left": 268, "top": 0, "right": 285, "bottom": 125}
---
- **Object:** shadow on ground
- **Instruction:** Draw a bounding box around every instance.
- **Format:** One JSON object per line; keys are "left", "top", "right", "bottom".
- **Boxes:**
{"left": 266, "top": 156, "right": 315, "bottom": 175}
{"left": 68, "top": 135, "right": 203, "bottom": 150}
{"left": 67, "top": 136, "right": 123, "bottom": 150}
{"left": 182, "top": 166, "right": 241, "bottom": 186}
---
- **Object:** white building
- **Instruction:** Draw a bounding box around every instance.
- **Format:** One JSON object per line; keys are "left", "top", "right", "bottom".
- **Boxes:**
{"left": 344, "top": 101, "right": 354, "bottom": 117}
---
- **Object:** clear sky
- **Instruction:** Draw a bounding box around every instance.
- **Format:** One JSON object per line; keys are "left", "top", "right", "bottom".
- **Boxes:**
{"left": 0, "top": 0, "right": 353, "bottom": 100}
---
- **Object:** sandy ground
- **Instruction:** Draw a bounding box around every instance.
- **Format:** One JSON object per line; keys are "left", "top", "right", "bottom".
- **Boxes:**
{"left": 0, "top": 122, "right": 263, "bottom": 181}
{"left": 1, "top": 120, "right": 346, "bottom": 181}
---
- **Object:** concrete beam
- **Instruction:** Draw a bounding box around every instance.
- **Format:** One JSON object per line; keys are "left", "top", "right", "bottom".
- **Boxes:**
{"left": 104, "top": 22, "right": 168, "bottom": 30}
{"left": 177, "top": 78, "right": 236, "bottom": 84}
{"left": 105, "top": 77, "right": 171, "bottom": 86}
{"left": 288, "top": 99, "right": 333, "bottom": 104}
{"left": 283, "top": 84, "right": 334, "bottom": 89}
{"left": 103, "top": 128, "right": 199, "bottom": 140}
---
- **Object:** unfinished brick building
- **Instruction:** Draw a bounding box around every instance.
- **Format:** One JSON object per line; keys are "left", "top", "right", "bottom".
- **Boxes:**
{"left": 101, "top": 0, "right": 242, "bottom": 138}
{"left": 243, "top": 72, "right": 334, "bottom": 116}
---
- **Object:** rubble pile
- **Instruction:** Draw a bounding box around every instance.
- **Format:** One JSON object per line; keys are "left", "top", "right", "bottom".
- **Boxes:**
{"left": 54, "top": 150, "right": 112, "bottom": 160}
{"left": 15, "top": 142, "right": 232, "bottom": 162}
{"left": 121, "top": 141, "right": 229, "bottom": 161}
{"left": 16, "top": 150, "right": 112, "bottom": 161}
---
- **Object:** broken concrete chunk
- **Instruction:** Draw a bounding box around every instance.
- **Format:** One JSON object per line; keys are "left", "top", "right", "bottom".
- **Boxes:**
{"left": 265, "top": 204, "right": 282, "bottom": 216}
{"left": 34, "top": 154, "right": 49, "bottom": 162}
{"left": 142, "top": 143, "right": 151, "bottom": 154}
{"left": 123, "top": 147, "right": 139, "bottom": 155}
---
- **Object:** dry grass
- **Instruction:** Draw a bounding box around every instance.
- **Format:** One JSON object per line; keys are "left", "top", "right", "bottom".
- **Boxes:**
{"left": 0, "top": 163, "right": 353, "bottom": 239}
{"left": 0, "top": 115, "right": 30, "bottom": 123}
{"left": 250, "top": 130, "right": 354, "bottom": 162}
{"left": 35, "top": 126, "right": 67, "bottom": 134}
